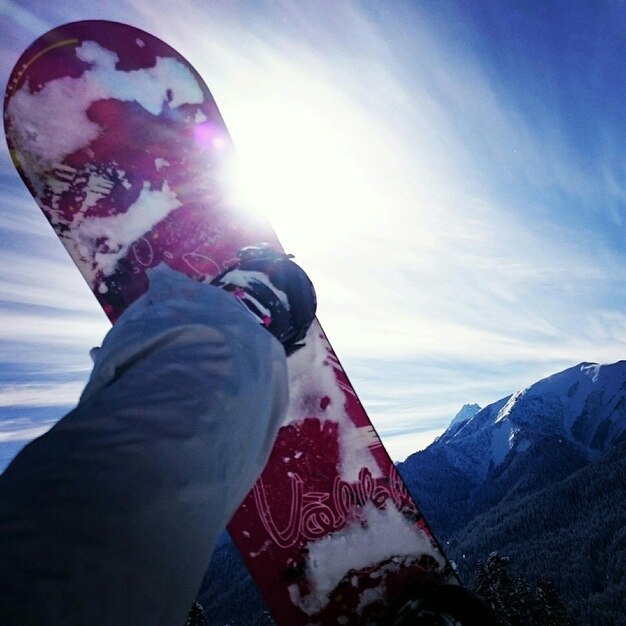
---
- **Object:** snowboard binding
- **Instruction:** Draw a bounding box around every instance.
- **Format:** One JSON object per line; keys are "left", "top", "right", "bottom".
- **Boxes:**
{"left": 211, "top": 244, "right": 317, "bottom": 355}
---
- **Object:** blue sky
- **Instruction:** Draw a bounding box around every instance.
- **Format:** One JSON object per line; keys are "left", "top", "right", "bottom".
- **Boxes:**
{"left": 1, "top": 0, "right": 626, "bottom": 463}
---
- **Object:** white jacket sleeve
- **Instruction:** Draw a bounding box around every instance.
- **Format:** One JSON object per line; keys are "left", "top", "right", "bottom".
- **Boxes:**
{"left": 0, "top": 266, "right": 289, "bottom": 626}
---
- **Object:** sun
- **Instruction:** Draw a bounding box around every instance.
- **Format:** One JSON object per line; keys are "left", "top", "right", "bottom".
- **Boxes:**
{"left": 218, "top": 71, "right": 388, "bottom": 257}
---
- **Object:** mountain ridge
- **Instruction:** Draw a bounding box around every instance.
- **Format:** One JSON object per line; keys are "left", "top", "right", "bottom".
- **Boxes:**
{"left": 432, "top": 360, "right": 626, "bottom": 480}
{"left": 397, "top": 359, "right": 626, "bottom": 624}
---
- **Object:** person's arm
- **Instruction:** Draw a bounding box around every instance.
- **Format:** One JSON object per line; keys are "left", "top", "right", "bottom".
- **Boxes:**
{"left": 0, "top": 269, "right": 288, "bottom": 626}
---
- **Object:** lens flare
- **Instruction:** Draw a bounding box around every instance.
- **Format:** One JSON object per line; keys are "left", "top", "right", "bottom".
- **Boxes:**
{"left": 193, "top": 121, "right": 229, "bottom": 151}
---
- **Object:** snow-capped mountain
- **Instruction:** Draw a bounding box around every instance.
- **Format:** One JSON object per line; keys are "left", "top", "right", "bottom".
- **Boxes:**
{"left": 398, "top": 360, "right": 626, "bottom": 537}
{"left": 435, "top": 361, "right": 626, "bottom": 481}
{"left": 397, "top": 360, "right": 626, "bottom": 624}
{"left": 447, "top": 403, "right": 481, "bottom": 430}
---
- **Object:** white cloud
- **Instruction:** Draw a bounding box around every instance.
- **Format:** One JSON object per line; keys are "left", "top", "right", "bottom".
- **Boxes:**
{"left": 0, "top": 382, "right": 83, "bottom": 407}
{"left": 0, "top": 422, "right": 55, "bottom": 443}
{"left": 0, "top": 254, "right": 108, "bottom": 311}
{"left": 0, "top": 310, "right": 107, "bottom": 347}
{"left": 382, "top": 428, "right": 444, "bottom": 463}
{"left": 0, "top": 0, "right": 50, "bottom": 35}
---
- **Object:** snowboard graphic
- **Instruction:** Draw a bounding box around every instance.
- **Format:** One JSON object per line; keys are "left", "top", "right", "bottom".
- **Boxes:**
{"left": 4, "top": 21, "right": 458, "bottom": 624}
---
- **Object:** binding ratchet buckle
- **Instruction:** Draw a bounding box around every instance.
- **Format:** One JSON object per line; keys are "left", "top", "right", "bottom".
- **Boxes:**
{"left": 237, "top": 243, "right": 294, "bottom": 264}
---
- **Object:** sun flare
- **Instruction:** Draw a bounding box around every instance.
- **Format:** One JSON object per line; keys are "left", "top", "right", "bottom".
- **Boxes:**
{"left": 219, "top": 70, "right": 390, "bottom": 255}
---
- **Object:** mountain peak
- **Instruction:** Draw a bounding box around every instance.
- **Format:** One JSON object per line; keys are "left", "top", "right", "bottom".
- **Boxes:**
{"left": 396, "top": 361, "right": 626, "bottom": 626}
{"left": 437, "top": 360, "right": 626, "bottom": 481}
{"left": 449, "top": 403, "right": 481, "bottom": 428}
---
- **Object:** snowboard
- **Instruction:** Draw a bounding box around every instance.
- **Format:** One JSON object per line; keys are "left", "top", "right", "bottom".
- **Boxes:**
{"left": 4, "top": 20, "right": 458, "bottom": 625}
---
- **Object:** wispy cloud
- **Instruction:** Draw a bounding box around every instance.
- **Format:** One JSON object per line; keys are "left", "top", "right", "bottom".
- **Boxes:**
{"left": 0, "top": 409, "right": 66, "bottom": 471}
{"left": 1, "top": 309, "right": 107, "bottom": 347}
{"left": 0, "top": 0, "right": 50, "bottom": 35}
{"left": 1, "top": 1, "right": 624, "bottom": 462}
{"left": 0, "top": 253, "right": 108, "bottom": 313}
{"left": 0, "top": 382, "right": 83, "bottom": 407}
{"left": 0, "top": 420, "right": 55, "bottom": 443}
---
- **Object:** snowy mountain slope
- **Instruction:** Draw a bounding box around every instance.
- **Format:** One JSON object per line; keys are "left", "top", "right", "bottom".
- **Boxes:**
{"left": 397, "top": 360, "right": 626, "bottom": 625}
{"left": 438, "top": 361, "right": 626, "bottom": 479}
{"left": 398, "top": 360, "right": 626, "bottom": 537}
{"left": 447, "top": 438, "right": 626, "bottom": 625}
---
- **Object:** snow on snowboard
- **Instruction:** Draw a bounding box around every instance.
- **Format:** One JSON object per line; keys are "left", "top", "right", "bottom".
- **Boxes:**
{"left": 4, "top": 20, "right": 488, "bottom": 625}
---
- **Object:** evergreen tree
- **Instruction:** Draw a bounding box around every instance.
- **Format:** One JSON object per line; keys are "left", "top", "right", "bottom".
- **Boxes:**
{"left": 474, "top": 553, "right": 516, "bottom": 624}
{"left": 535, "top": 580, "right": 571, "bottom": 626}
{"left": 185, "top": 601, "right": 207, "bottom": 626}
{"left": 472, "top": 553, "right": 573, "bottom": 626}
